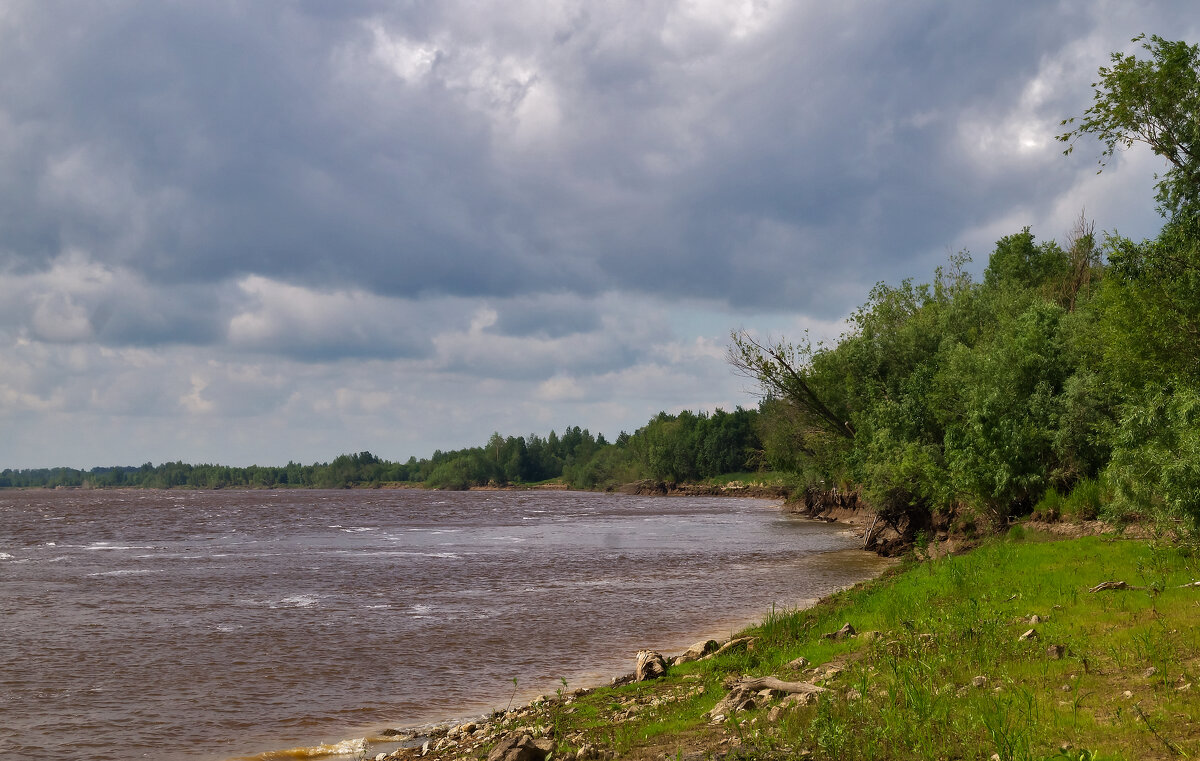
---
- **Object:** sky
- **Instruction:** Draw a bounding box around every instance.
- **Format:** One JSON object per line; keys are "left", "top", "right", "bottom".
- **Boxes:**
{"left": 1, "top": 0, "right": 1196, "bottom": 469}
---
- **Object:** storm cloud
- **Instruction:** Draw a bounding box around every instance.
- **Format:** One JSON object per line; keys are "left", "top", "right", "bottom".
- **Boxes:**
{"left": 0, "top": 0, "right": 1195, "bottom": 467}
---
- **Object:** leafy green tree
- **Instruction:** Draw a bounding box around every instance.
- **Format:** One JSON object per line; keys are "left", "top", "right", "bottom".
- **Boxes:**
{"left": 727, "top": 330, "right": 855, "bottom": 474}
{"left": 936, "top": 300, "right": 1072, "bottom": 520}
{"left": 982, "top": 227, "right": 1069, "bottom": 293}
{"left": 1059, "top": 34, "right": 1200, "bottom": 220}
{"left": 1106, "top": 385, "right": 1200, "bottom": 531}
{"left": 1094, "top": 221, "right": 1200, "bottom": 389}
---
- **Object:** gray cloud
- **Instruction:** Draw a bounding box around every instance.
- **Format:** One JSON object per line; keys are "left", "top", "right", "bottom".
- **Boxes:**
{"left": 4, "top": 0, "right": 1186, "bottom": 315}
{"left": 487, "top": 293, "right": 602, "bottom": 338}
{"left": 1, "top": 0, "right": 1198, "bottom": 466}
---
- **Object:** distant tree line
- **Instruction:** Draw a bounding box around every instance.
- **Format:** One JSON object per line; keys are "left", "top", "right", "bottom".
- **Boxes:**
{"left": 0, "top": 409, "right": 763, "bottom": 491}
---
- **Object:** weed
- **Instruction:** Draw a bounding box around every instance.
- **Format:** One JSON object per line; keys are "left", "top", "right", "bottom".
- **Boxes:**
{"left": 1033, "top": 488, "right": 1064, "bottom": 522}
{"left": 1063, "top": 480, "right": 1104, "bottom": 521}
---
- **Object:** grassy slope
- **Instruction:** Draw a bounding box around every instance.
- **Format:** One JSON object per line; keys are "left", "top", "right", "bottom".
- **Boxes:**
{"left": 510, "top": 532, "right": 1200, "bottom": 761}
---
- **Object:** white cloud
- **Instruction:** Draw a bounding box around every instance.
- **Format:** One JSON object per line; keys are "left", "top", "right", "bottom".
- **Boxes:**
{"left": 537, "top": 374, "right": 585, "bottom": 401}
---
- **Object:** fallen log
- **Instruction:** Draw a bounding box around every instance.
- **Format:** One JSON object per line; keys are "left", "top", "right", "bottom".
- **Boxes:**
{"left": 727, "top": 676, "right": 826, "bottom": 696}
{"left": 702, "top": 636, "right": 756, "bottom": 660}
{"left": 863, "top": 515, "right": 879, "bottom": 549}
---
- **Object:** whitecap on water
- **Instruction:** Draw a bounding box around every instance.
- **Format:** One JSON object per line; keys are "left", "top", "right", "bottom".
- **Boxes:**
{"left": 86, "top": 569, "right": 164, "bottom": 577}
{"left": 269, "top": 594, "right": 320, "bottom": 609}
{"left": 0, "top": 552, "right": 14, "bottom": 560}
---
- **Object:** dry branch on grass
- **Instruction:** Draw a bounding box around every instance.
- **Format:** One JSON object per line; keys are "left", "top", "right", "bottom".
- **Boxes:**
{"left": 728, "top": 676, "right": 827, "bottom": 696}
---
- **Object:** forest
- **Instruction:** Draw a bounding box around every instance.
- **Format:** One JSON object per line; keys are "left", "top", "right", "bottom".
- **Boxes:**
{"left": 5, "top": 36, "right": 1198, "bottom": 537}
{"left": 727, "top": 34, "right": 1200, "bottom": 536}
{"left": 0, "top": 407, "right": 761, "bottom": 491}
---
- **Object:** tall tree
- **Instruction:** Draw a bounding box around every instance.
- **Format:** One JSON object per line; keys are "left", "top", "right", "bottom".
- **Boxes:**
{"left": 1059, "top": 34, "right": 1200, "bottom": 221}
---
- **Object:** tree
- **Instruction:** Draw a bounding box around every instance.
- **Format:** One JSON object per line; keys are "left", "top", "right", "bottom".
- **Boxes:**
{"left": 982, "top": 227, "right": 1069, "bottom": 292}
{"left": 1059, "top": 34, "right": 1200, "bottom": 220}
{"left": 727, "top": 330, "right": 855, "bottom": 442}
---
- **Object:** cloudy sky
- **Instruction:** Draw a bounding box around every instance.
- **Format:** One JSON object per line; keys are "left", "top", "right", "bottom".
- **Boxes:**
{"left": 1, "top": 0, "right": 1195, "bottom": 469}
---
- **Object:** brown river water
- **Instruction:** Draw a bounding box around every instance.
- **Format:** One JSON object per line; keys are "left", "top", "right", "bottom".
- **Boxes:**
{"left": 0, "top": 489, "right": 890, "bottom": 761}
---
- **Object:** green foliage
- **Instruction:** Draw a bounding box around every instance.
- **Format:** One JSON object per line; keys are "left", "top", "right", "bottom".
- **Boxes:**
{"left": 733, "top": 226, "right": 1113, "bottom": 530}
{"left": 1105, "top": 385, "right": 1200, "bottom": 531}
{"left": 3, "top": 409, "right": 765, "bottom": 492}
{"left": 624, "top": 408, "right": 761, "bottom": 484}
{"left": 1062, "top": 479, "right": 1104, "bottom": 521}
{"left": 1032, "top": 488, "right": 1065, "bottom": 522}
{"left": 562, "top": 446, "right": 639, "bottom": 490}
{"left": 938, "top": 300, "right": 1072, "bottom": 520}
{"left": 1059, "top": 34, "right": 1200, "bottom": 221}
{"left": 726, "top": 36, "right": 1200, "bottom": 539}
{"left": 1093, "top": 221, "right": 1200, "bottom": 389}
{"left": 983, "top": 227, "right": 1070, "bottom": 292}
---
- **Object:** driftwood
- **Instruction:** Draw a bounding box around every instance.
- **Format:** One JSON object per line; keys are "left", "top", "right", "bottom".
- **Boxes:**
{"left": 730, "top": 676, "right": 827, "bottom": 695}
{"left": 1090, "top": 580, "right": 1161, "bottom": 594}
{"left": 863, "top": 515, "right": 879, "bottom": 549}
{"left": 702, "top": 636, "right": 756, "bottom": 660}
{"left": 707, "top": 675, "right": 826, "bottom": 718}
{"left": 635, "top": 650, "right": 667, "bottom": 681}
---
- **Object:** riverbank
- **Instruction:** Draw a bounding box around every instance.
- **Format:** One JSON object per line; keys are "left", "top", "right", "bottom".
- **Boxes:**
{"left": 360, "top": 530, "right": 1199, "bottom": 761}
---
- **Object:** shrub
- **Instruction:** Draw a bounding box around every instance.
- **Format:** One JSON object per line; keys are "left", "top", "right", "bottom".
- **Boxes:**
{"left": 1031, "top": 488, "right": 1064, "bottom": 522}
{"left": 1062, "top": 478, "right": 1103, "bottom": 520}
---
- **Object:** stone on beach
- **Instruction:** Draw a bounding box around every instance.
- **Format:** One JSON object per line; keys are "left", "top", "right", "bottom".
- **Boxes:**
{"left": 673, "top": 639, "right": 720, "bottom": 665}
{"left": 487, "top": 732, "right": 555, "bottom": 761}
{"left": 822, "top": 622, "right": 856, "bottom": 640}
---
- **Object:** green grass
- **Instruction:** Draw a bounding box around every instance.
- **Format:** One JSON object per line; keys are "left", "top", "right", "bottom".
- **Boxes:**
{"left": 701, "top": 472, "right": 796, "bottom": 489}
{"left": 521, "top": 533, "right": 1200, "bottom": 761}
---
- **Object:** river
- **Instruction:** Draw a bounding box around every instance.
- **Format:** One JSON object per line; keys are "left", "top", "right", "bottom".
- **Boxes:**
{"left": 0, "top": 488, "right": 889, "bottom": 760}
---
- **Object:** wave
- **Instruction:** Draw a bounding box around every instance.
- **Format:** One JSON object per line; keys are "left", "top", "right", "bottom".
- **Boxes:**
{"left": 334, "top": 550, "right": 460, "bottom": 560}
{"left": 268, "top": 594, "right": 320, "bottom": 609}
{"left": 236, "top": 737, "right": 368, "bottom": 760}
